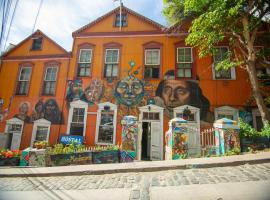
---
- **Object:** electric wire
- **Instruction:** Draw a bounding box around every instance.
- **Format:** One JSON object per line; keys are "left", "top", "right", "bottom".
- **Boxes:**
{"left": 32, "top": 0, "right": 43, "bottom": 33}
{"left": 0, "top": 0, "right": 12, "bottom": 52}
{"left": 3, "top": 0, "right": 19, "bottom": 51}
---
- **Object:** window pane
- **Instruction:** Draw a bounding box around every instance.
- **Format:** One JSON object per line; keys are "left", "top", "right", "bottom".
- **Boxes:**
{"left": 177, "top": 69, "right": 184, "bottom": 77}
{"left": 145, "top": 49, "right": 160, "bottom": 65}
{"left": 32, "top": 38, "right": 42, "bottom": 50}
{"left": 70, "top": 123, "right": 84, "bottom": 136}
{"left": 112, "top": 65, "right": 118, "bottom": 77}
{"left": 105, "top": 49, "right": 119, "bottom": 63}
{"left": 20, "top": 68, "right": 31, "bottom": 80}
{"left": 45, "top": 67, "right": 57, "bottom": 81}
{"left": 185, "top": 69, "right": 192, "bottom": 78}
{"left": 80, "top": 49, "right": 91, "bottom": 63}
{"left": 36, "top": 126, "right": 48, "bottom": 141}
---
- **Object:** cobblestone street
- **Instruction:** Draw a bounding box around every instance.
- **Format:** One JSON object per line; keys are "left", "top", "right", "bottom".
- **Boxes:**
{"left": 0, "top": 163, "right": 270, "bottom": 200}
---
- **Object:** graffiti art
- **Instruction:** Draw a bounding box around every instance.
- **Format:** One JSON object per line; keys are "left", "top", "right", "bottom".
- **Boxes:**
{"left": 81, "top": 79, "right": 104, "bottom": 105}
{"left": 154, "top": 70, "right": 212, "bottom": 121}
{"left": 66, "top": 78, "right": 84, "bottom": 103}
{"left": 13, "top": 101, "right": 31, "bottom": 123}
{"left": 43, "top": 99, "right": 63, "bottom": 124}
{"left": 31, "top": 99, "right": 44, "bottom": 122}
{"left": 114, "top": 61, "right": 144, "bottom": 107}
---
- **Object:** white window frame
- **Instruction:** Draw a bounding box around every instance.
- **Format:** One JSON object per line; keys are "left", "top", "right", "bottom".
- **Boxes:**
{"left": 66, "top": 100, "right": 88, "bottom": 136}
{"left": 212, "top": 46, "right": 236, "bottom": 80}
{"left": 214, "top": 106, "right": 239, "bottom": 121}
{"left": 105, "top": 49, "right": 119, "bottom": 64}
{"left": 95, "top": 102, "right": 117, "bottom": 145}
{"left": 145, "top": 49, "right": 160, "bottom": 65}
{"left": 17, "top": 66, "right": 32, "bottom": 95}
{"left": 176, "top": 47, "right": 193, "bottom": 78}
{"left": 43, "top": 66, "right": 58, "bottom": 95}
{"left": 5, "top": 118, "right": 24, "bottom": 150}
{"left": 78, "top": 49, "right": 92, "bottom": 77}
{"left": 31, "top": 118, "right": 51, "bottom": 147}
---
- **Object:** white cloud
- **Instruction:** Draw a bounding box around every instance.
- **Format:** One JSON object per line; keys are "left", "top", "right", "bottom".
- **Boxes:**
{"left": 5, "top": 0, "right": 166, "bottom": 51}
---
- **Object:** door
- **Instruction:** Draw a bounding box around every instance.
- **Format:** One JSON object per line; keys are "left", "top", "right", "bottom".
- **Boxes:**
{"left": 187, "top": 123, "right": 200, "bottom": 156}
{"left": 10, "top": 132, "right": 22, "bottom": 150}
{"left": 150, "top": 121, "right": 162, "bottom": 160}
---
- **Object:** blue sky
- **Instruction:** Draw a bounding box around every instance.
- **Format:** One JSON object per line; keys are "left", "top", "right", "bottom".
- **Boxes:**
{"left": 5, "top": 0, "right": 167, "bottom": 51}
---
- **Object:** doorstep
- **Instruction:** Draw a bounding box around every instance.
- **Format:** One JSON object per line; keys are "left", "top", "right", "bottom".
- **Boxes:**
{"left": 0, "top": 151, "right": 270, "bottom": 177}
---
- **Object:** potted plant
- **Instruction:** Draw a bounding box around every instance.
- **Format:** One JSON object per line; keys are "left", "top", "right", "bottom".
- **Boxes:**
{"left": 0, "top": 149, "right": 21, "bottom": 166}
{"left": 33, "top": 141, "right": 49, "bottom": 149}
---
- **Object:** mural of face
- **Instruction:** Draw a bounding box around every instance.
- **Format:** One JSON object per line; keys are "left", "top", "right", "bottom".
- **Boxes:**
{"left": 115, "top": 76, "right": 144, "bottom": 107}
{"left": 84, "top": 80, "right": 104, "bottom": 103}
{"left": 14, "top": 102, "right": 30, "bottom": 122}
{"left": 31, "top": 99, "right": 44, "bottom": 121}
{"left": 66, "top": 79, "right": 84, "bottom": 103}
{"left": 162, "top": 79, "right": 190, "bottom": 110}
{"left": 155, "top": 70, "right": 211, "bottom": 121}
{"left": 44, "top": 99, "right": 63, "bottom": 124}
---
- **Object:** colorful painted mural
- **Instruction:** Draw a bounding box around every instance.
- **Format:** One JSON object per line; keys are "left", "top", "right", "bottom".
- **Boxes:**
{"left": 154, "top": 70, "right": 212, "bottom": 122}
{"left": 114, "top": 61, "right": 144, "bottom": 107}
{"left": 66, "top": 79, "right": 84, "bottom": 103}
{"left": 224, "top": 129, "right": 240, "bottom": 151}
{"left": 121, "top": 116, "right": 137, "bottom": 152}
{"left": 82, "top": 79, "right": 104, "bottom": 104}
{"left": 13, "top": 102, "right": 31, "bottom": 123}
{"left": 172, "top": 126, "right": 188, "bottom": 159}
{"left": 66, "top": 78, "right": 104, "bottom": 105}
{"left": 12, "top": 99, "right": 64, "bottom": 124}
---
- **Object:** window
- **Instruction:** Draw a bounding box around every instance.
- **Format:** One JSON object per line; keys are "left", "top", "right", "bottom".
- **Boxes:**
{"left": 5, "top": 118, "right": 24, "bottom": 150}
{"left": 214, "top": 106, "right": 239, "bottom": 121}
{"left": 176, "top": 47, "right": 193, "bottom": 78}
{"left": 43, "top": 67, "right": 57, "bottom": 95}
{"left": 67, "top": 100, "right": 88, "bottom": 136}
{"left": 252, "top": 108, "right": 270, "bottom": 131}
{"left": 104, "top": 49, "right": 119, "bottom": 78}
{"left": 143, "top": 112, "right": 160, "bottom": 120}
{"left": 70, "top": 108, "right": 85, "bottom": 136}
{"left": 16, "top": 67, "right": 32, "bottom": 95}
{"left": 213, "top": 47, "right": 235, "bottom": 80}
{"left": 77, "top": 49, "right": 92, "bottom": 77}
{"left": 144, "top": 49, "right": 160, "bottom": 79}
{"left": 115, "top": 13, "right": 127, "bottom": 27}
{"left": 96, "top": 102, "right": 117, "bottom": 145}
{"left": 31, "top": 119, "right": 51, "bottom": 147}
{"left": 31, "top": 37, "right": 42, "bottom": 50}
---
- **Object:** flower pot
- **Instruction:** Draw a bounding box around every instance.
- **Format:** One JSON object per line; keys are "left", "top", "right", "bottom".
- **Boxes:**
{"left": 0, "top": 157, "right": 20, "bottom": 166}
{"left": 92, "top": 150, "right": 119, "bottom": 164}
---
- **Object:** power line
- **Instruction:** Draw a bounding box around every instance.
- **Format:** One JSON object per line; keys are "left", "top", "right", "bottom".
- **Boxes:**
{"left": 3, "top": 0, "right": 19, "bottom": 51}
{"left": 32, "top": 0, "right": 43, "bottom": 33}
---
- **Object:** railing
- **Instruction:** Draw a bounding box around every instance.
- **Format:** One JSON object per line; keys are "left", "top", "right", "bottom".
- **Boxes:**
{"left": 200, "top": 127, "right": 216, "bottom": 156}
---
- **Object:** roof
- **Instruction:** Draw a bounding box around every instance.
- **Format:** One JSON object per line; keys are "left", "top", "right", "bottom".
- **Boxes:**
{"left": 72, "top": 5, "right": 166, "bottom": 36}
{"left": 1, "top": 30, "right": 69, "bottom": 58}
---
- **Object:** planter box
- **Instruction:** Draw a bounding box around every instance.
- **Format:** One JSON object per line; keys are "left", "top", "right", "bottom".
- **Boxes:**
{"left": 48, "top": 151, "right": 92, "bottom": 166}
{"left": 119, "top": 150, "right": 135, "bottom": 163}
{"left": 29, "top": 149, "right": 46, "bottom": 167}
{"left": 0, "top": 157, "right": 20, "bottom": 166}
{"left": 240, "top": 137, "right": 270, "bottom": 152}
{"left": 92, "top": 150, "right": 119, "bottom": 164}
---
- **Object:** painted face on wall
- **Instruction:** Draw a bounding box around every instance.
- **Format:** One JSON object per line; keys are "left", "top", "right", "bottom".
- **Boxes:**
{"left": 162, "top": 79, "right": 190, "bottom": 110}
{"left": 19, "top": 102, "right": 30, "bottom": 115}
{"left": 84, "top": 80, "right": 104, "bottom": 103}
{"left": 115, "top": 76, "right": 144, "bottom": 106}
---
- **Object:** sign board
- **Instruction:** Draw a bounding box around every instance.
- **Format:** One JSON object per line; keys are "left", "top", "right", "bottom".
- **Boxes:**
{"left": 60, "top": 135, "right": 84, "bottom": 145}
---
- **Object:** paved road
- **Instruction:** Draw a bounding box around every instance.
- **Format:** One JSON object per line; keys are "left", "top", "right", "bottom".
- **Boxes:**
{"left": 0, "top": 163, "right": 270, "bottom": 200}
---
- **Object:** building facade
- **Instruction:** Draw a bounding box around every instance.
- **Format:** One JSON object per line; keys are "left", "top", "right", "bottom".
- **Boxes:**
{"left": 0, "top": 6, "right": 269, "bottom": 160}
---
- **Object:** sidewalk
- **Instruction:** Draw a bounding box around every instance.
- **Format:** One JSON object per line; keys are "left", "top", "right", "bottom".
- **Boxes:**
{"left": 0, "top": 152, "right": 270, "bottom": 177}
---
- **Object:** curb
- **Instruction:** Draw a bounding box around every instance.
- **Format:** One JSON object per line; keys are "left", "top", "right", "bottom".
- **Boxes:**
{"left": 1, "top": 157, "right": 270, "bottom": 178}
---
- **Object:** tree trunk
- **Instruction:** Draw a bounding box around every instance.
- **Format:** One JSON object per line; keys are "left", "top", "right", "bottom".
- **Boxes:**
{"left": 246, "top": 60, "right": 270, "bottom": 125}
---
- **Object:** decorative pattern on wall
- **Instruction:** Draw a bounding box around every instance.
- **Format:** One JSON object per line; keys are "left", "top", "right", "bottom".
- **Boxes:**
{"left": 66, "top": 78, "right": 104, "bottom": 105}
{"left": 114, "top": 61, "right": 144, "bottom": 107}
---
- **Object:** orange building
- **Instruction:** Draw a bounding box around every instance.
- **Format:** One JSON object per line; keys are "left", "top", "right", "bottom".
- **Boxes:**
{"left": 0, "top": 5, "right": 268, "bottom": 160}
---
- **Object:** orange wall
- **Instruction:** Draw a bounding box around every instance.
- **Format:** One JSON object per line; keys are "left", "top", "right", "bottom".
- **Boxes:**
{"left": 0, "top": 10, "right": 254, "bottom": 150}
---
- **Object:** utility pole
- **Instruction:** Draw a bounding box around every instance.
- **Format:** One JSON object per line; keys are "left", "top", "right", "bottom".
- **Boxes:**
{"left": 114, "top": 0, "right": 123, "bottom": 31}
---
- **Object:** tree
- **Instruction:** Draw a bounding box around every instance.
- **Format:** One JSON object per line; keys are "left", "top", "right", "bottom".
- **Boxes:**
{"left": 163, "top": 0, "right": 270, "bottom": 125}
